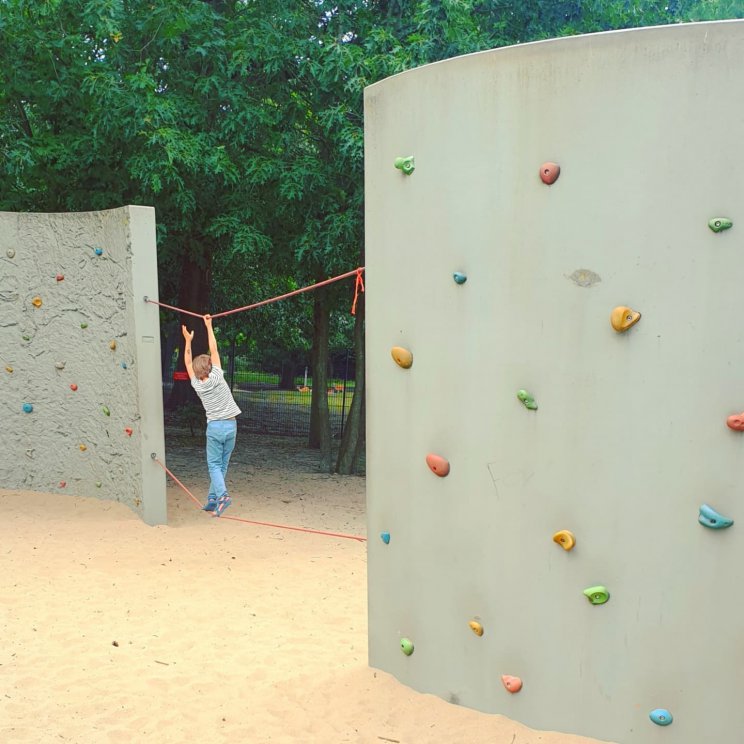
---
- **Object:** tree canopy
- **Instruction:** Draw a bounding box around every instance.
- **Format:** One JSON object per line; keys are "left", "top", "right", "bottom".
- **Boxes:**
{"left": 2, "top": 0, "right": 742, "bottom": 471}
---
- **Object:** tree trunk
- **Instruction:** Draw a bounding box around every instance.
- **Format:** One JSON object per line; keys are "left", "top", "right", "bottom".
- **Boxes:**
{"left": 308, "top": 288, "right": 332, "bottom": 471}
{"left": 166, "top": 248, "right": 212, "bottom": 411}
{"left": 336, "top": 294, "right": 365, "bottom": 474}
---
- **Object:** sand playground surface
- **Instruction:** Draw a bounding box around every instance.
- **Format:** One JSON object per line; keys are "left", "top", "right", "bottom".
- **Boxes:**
{"left": 2, "top": 429, "right": 614, "bottom": 744}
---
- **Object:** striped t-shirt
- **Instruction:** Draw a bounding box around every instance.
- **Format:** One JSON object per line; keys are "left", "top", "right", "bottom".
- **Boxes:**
{"left": 191, "top": 365, "right": 242, "bottom": 421}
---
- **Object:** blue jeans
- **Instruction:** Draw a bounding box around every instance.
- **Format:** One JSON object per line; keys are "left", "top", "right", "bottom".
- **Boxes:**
{"left": 206, "top": 419, "right": 237, "bottom": 502}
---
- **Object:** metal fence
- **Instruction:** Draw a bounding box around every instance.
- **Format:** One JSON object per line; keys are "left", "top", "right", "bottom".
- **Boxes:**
{"left": 162, "top": 349, "right": 357, "bottom": 438}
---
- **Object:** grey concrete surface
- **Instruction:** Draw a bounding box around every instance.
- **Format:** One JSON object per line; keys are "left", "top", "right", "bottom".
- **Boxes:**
{"left": 365, "top": 20, "right": 744, "bottom": 743}
{"left": 0, "top": 206, "right": 166, "bottom": 524}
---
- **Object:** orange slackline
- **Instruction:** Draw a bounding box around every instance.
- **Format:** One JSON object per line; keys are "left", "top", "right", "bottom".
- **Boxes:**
{"left": 152, "top": 455, "right": 367, "bottom": 543}
{"left": 144, "top": 266, "right": 365, "bottom": 319}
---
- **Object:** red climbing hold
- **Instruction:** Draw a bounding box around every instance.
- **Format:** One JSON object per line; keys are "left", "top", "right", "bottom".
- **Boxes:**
{"left": 125, "top": 427, "right": 133, "bottom": 436}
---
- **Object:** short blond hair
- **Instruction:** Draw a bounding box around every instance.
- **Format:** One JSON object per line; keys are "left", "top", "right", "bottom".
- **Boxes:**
{"left": 193, "top": 354, "right": 212, "bottom": 379}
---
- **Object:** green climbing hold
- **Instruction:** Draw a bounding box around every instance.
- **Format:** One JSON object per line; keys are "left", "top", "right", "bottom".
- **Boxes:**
{"left": 400, "top": 637, "right": 414, "bottom": 656}
{"left": 102, "top": 406, "right": 110, "bottom": 416}
{"left": 517, "top": 390, "right": 538, "bottom": 410}
{"left": 22, "top": 334, "right": 30, "bottom": 341}
{"left": 80, "top": 322, "right": 88, "bottom": 329}
{"left": 96, "top": 481, "right": 102, "bottom": 488}
{"left": 708, "top": 217, "right": 733, "bottom": 233}
{"left": 394, "top": 156, "right": 415, "bottom": 175}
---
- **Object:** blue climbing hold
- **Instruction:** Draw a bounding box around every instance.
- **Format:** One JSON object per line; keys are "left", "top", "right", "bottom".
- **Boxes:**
{"left": 453, "top": 272, "right": 467, "bottom": 285}
{"left": 120, "top": 361, "right": 127, "bottom": 369}
{"left": 649, "top": 709, "right": 673, "bottom": 726}
{"left": 380, "top": 532, "right": 391, "bottom": 544}
{"left": 94, "top": 247, "right": 103, "bottom": 256}
{"left": 698, "top": 504, "right": 734, "bottom": 529}
{"left": 22, "top": 403, "right": 33, "bottom": 413}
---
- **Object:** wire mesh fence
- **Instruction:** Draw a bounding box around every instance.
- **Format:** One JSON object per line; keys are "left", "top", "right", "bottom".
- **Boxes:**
{"left": 162, "top": 348, "right": 357, "bottom": 438}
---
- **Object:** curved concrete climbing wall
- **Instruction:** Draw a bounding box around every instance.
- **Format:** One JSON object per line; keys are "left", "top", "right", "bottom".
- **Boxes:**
{"left": 364, "top": 20, "right": 744, "bottom": 743}
{"left": 0, "top": 206, "right": 166, "bottom": 525}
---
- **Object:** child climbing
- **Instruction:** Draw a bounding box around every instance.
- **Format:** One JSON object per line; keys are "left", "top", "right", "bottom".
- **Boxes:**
{"left": 181, "top": 314, "right": 241, "bottom": 517}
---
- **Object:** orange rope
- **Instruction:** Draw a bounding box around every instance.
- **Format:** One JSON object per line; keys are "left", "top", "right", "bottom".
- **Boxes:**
{"left": 144, "top": 266, "right": 365, "bottom": 319}
{"left": 152, "top": 456, "right": 367, "bottom": 543}
{"left": 351, "top": 268, "right": 364, "bottom": 316}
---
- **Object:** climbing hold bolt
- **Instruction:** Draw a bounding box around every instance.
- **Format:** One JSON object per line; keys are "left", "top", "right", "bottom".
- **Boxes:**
{"left": 80, "top": 322, "right": 88, "bottom": 329}
{"left": 390, "top": 346, "right": 413, "bottom": 369}
{"left": 79, "top": 444, "right": 87, "bottom": 452}
{"left": 517, "top": 390, "right": 538, "bottom": 410}
{"left": 426, "top": 453, "right": 450, "bottom": 477}
{"left": 453, "top": 272, "right": 467, "bottom": 285}
{"left": 56, "top": 274, "right": 64, "bottom": 282}
{"left": 31, "top": 296, "right": 42, "bottom": 308}
{"left": 125, "top": 427, "right": 133, "bottom": 437}
{"left": 501, "top": 675, "right": 523, "bottom": 693}
{"left": 583, "top": 586, "right": 610, "bottom": 605}
{"left": 6, "top": 248, "right": 15, "bottom": 258}
{"left": 55, "top": 362, "right": 66, "bottom": 370}
{"left": 698, "top": 504, "right": 734, "bottom": 529}
{"left": 539, "top": 162, "right": 560, "bottom": 185}
{"left": 400, "top": 637, "right": 414, "bottom": 656}
{"left": 380, "top": 532, "right": 390, "bottom": 544}
{"left": 649, "top": 709, "right": 673, "bottom": 726}
{"left": 22, "top": 403, "right": 33, "bottom": 413}
{"left": 102, "top": 406, "right": 110, "bottom": 416}
{"left": 610, "top": 306, "right": 641, "bottom": 333}
{"left": 708, "top": 217, "right": 732, "bottom": 233}
{"left": 468, "top": 620, "right": 484, "bottom": 637}
{"left": 394, "top": 156, "right": 415, "bottom": 175}
{"left": 109, "top": 340, "right": 117, "bottom": 351}
{"left": 70, "top": 384, "right": 78, "bottom": 391}
{"left": 552, "top": 530, "right": 576, "bottom": 551}
{"left": 94, "top": 247, "right": 103, "bottom": 256}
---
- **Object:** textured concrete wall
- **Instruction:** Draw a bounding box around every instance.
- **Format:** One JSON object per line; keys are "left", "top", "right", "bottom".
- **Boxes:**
{"left": 365, "top": 20, "right": 744, "bottom": 744}
{"left": 0, "top": 206, "right": 166, "bottom": 524}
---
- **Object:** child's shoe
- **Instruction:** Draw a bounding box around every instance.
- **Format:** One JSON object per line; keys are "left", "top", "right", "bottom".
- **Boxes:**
{"left": 202, "top": 498, "right": 218, "bottom": 512}
{"left": 213, "top": 495, "right": 232, "bottom": 517}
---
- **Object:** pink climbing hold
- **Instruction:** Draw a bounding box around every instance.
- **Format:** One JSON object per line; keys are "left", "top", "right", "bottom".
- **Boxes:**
{"left": 501, "top": 675, "right": 523, "bottom": 693}
{"left": 125, "top": 427, "right": 133, "bottom": 436}
{"left": 726, "top": 413, "right": 744, "bottom": 431}
{"left": 426, "top": 453, "right": 450, "bottom": 477}
{"left": 56, "top": 274, "right": 64, "bottom": 282}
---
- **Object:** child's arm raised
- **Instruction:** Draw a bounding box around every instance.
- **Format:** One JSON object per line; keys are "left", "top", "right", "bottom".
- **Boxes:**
{"left": 203, "top": 314, "right": 221, "bottom": 369}
{"left": 181, "top": 325, "right": 195, "bottom": 379}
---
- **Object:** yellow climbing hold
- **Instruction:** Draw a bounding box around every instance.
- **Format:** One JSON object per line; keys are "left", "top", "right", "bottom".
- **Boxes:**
{"left": 5, "top": 366, "right": 12, "bottom": 374}
{"left": 32, "top": 296, "right": 43, "bottom": 308}
{"left": 552, "top": 530, "right": 576, "bottom": 551}
{"left": 468, "top": 620, "right": 484, "bottom": 637}
{"left": 109, "top": 340, "right": 117, "bottom": 350}
{"left": 79, "top": 444, "right": 87, "bottom": 452}
{"left": 390, "top": 346, "right": 413, "bottom": 369}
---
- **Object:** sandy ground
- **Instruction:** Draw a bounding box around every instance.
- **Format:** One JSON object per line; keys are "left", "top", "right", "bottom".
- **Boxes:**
{"left": 1, "top": 430, "right": 614, "bottom": 744}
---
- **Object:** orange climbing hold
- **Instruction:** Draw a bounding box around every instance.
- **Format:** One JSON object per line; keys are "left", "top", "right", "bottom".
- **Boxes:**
{"left": 32, "top": 296, "right": 43, "bottom": 308}
{"left": 502, "top": 675, "right": 523, "bottom": 693}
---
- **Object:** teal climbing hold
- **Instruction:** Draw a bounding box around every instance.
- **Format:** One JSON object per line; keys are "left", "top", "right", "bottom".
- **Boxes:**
{"left": 94, "top": 247, "right": 103, "bottom": 256}
{"left": 22, "top": 403, "right": 33, "bottom": 413}
{"left": 698, "top": 504, "right": 734, "bottom": 529}
{"left": 453, "top": 272, "right": 467, "bottom": 285}
{"left": 120, "top": 361, "right": 127, "bottom": 369}
{"left": 649, "top": 709, "right": 673, "bottom": 726}
{"left": 380, "top": 532, "right": 391, "bottom": 544}
{"left": 394, "top": 156, "right": 415, "bottom": 175}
